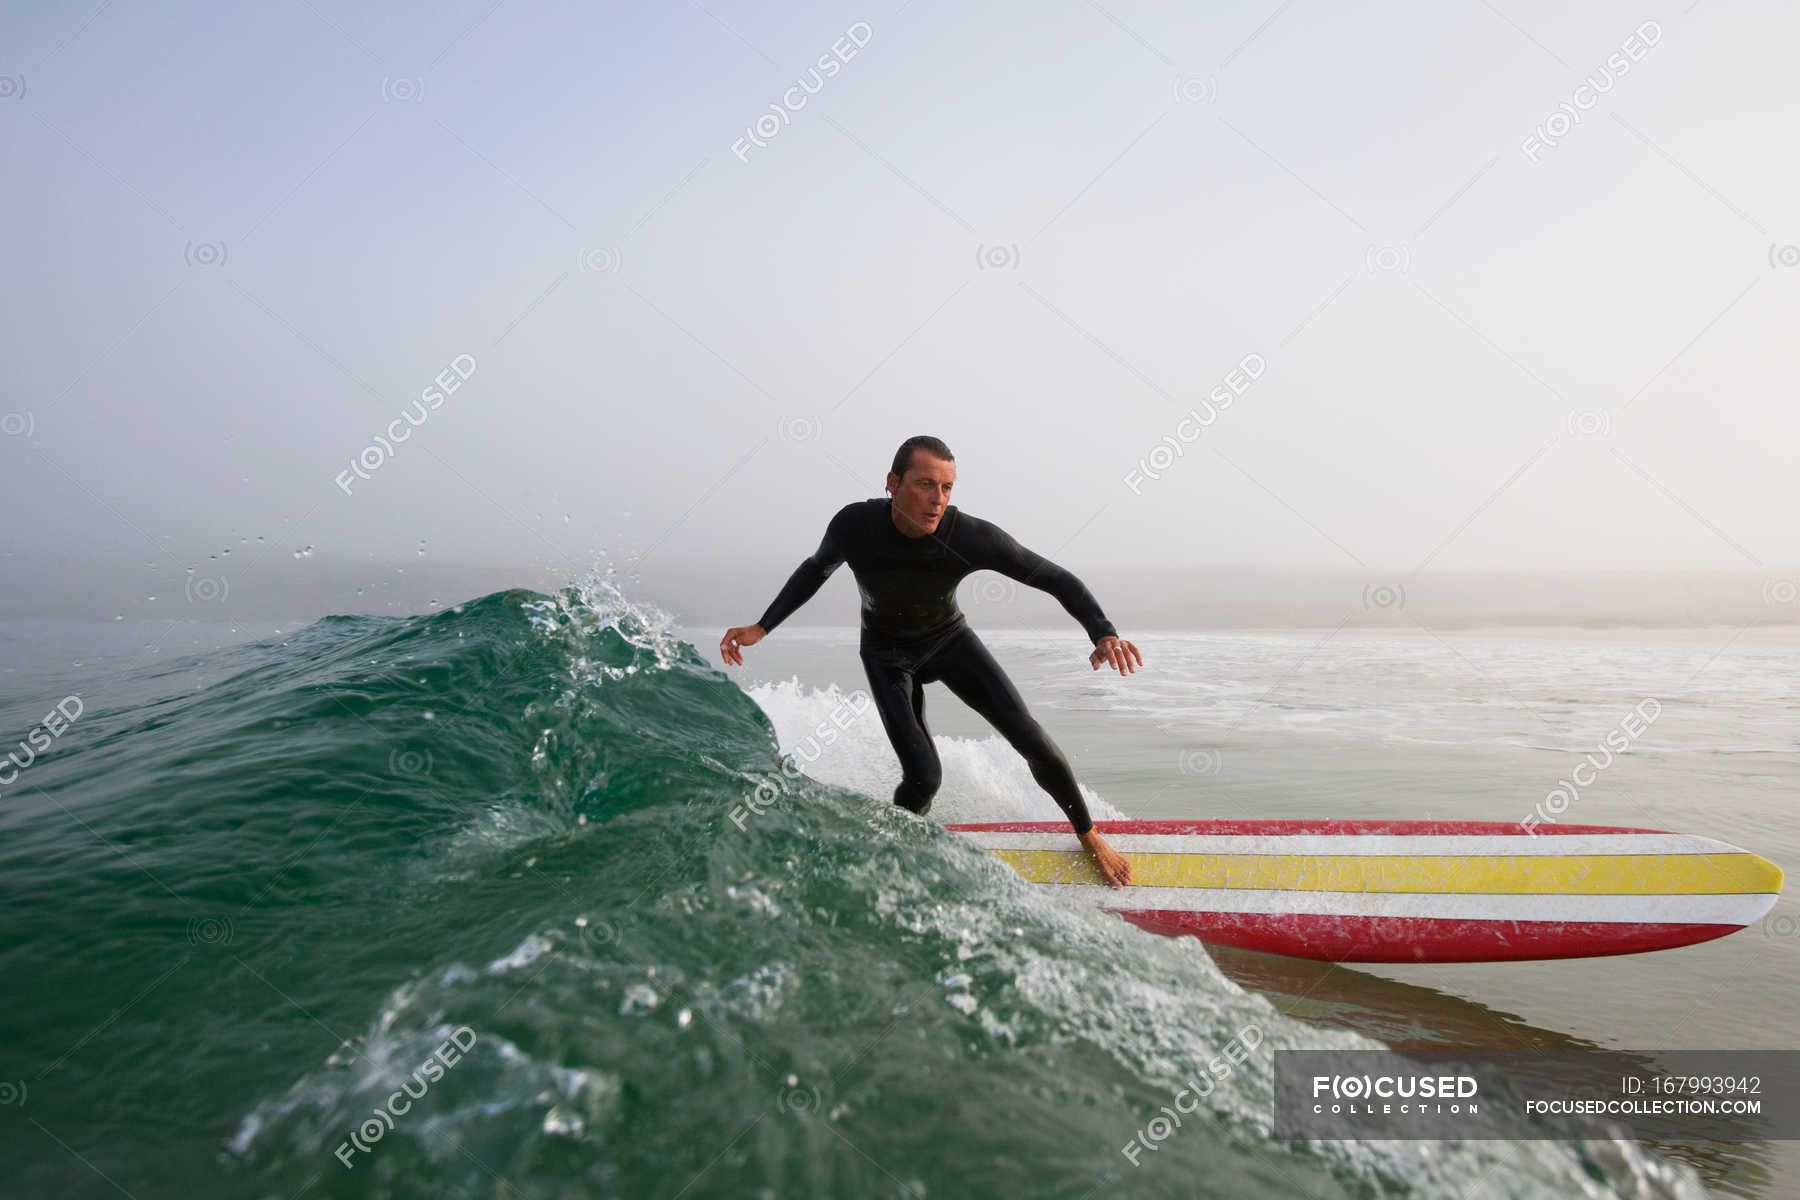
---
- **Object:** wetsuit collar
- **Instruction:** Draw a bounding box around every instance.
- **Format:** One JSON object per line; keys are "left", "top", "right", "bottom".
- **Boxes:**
{"left": 885, "top": 496, "right": 951, "bottom": 540}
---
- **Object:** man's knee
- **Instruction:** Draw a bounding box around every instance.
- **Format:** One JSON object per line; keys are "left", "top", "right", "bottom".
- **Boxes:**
{"left": 895, "top": 792, "right": 934, "bottom": 817}
{"left": 907, "top": 760, "right": 944, "bottom": 798}
{"left": 894, "top": 761, "right": 942, "bottom": 814}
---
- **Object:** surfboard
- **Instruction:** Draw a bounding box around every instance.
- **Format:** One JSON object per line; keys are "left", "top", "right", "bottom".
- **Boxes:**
{"left": 945, "top": 819, "right": 1785, "bottom": 963}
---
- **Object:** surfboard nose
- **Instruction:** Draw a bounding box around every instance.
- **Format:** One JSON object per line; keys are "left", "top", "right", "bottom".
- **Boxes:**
{"left": 1745, "top": 852, "right": 1783, "bottom": 892}
{"left": 1677, "top": 839, "right": 1782, "bottom": 926}
{"left": 1740, "top": 852, "right": 1784, "bottom": 925}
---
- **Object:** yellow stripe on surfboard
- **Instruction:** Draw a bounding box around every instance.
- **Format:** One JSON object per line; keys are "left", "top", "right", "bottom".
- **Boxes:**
{"left": 987, "top": 849, "right": 1783, "bottom": 895}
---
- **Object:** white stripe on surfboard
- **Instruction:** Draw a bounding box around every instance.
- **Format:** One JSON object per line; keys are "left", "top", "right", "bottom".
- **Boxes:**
{"left": 958, "top": 832, "right": 1743, "bottom": 857}
{"left": 1040, "top": 885, "right": 1778, "bottom": 926}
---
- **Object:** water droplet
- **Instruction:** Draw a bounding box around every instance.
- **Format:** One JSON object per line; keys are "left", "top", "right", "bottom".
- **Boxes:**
{"left": 619, "top": 984, "right": 660, "bottom": 1015}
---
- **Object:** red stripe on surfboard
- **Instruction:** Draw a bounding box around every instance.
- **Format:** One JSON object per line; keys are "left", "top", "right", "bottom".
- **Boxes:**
{"left": 1110, "top": 909, "right": 1739, "bottom": 963}
{"left": 944, "top": 819, "right": 1667, "bottom": 836}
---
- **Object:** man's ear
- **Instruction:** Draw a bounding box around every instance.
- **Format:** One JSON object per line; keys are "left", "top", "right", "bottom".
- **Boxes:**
{"left": 884, "top": 471, "right": 899, "bottom": 495}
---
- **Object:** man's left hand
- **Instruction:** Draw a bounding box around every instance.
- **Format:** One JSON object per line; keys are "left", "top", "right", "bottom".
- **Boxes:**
{"left": 1090, "top": 635, "right": 1143, "bottom": 675}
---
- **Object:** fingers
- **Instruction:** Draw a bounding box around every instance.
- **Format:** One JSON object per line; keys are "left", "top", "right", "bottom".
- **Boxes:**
{"left": 719, "top": 630, "right": 742, "bottom": 666}
{"left": 1090, "top": 640, "right": 1144, "bottom": 675}
{"left": 1093, "top": 639, "right": 1143, "bottom": 675}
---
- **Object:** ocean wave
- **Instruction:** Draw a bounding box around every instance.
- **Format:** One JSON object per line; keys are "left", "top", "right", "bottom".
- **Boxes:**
{"left": 0, "top": 574, "right": 1708, "bottom": 1198}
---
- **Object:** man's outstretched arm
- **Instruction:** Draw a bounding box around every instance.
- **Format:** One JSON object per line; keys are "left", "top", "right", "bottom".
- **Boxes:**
{"left": 967, "top": 515, "right": 1143, "bottom": 675}
{"left": 721, "top": 507, "right": 850, "bottom": 666}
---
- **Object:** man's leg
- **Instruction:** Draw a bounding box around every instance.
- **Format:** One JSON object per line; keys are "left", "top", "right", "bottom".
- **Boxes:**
{"left": 859, "top": 646, "right": 942, "bottom": 815}
{"left": 931, "top": 628, "right": 1094, "bottom": 832}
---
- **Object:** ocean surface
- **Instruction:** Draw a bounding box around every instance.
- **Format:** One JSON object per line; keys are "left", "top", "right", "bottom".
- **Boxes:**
{"left": 1, "top": 575, "right": 1793, "bottom": 1198}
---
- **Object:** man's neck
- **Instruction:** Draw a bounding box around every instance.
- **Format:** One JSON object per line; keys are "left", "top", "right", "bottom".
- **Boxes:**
{"left": 887, "top": 497, "right": 933, "bottom": 539}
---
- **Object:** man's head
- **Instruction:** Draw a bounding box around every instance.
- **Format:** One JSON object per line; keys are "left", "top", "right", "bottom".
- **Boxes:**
{"left": 885, "top": 435, "right": 954, "bottom": 537}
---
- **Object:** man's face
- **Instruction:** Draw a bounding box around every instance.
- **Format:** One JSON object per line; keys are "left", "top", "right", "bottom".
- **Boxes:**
{"left": 885, "top": 452, "right": 954, "bottom": 537}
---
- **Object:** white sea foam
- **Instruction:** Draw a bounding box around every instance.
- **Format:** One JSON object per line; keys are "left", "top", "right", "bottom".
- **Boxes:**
{"left": 744, "top": 674, "right": 1127, "bottom": 826}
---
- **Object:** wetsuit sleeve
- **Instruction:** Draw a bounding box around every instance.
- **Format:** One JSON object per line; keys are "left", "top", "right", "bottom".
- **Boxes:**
{"left": 965, "top": 515, "right": 1118, "bottom": 644}
{"left": 756, "top": 506, "right": 852, "bottom": 634}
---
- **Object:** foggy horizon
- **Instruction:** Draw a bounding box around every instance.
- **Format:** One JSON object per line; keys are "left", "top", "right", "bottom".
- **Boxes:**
{"left": 7, "top": 552, "right": 1797, "bottom": 634}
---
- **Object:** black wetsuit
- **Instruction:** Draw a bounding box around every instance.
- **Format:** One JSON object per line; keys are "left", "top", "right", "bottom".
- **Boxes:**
{"left": 756, "top": 497, "right": 1116, "bottom": 833}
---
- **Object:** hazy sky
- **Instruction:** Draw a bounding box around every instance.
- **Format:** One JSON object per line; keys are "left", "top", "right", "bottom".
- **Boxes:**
{"left": 4, "top": 1, "right": 1796, "bottom": 609}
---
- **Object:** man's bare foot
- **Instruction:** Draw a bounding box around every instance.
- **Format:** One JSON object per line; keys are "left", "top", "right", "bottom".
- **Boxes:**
{"left": 1078, "top": 829, "right": 1134, "bottom": 888}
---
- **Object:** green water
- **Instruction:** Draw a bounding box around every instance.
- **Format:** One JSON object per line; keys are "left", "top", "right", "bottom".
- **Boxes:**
{"left": 0, "top": 582, "right": 1719, "bottom": 1197}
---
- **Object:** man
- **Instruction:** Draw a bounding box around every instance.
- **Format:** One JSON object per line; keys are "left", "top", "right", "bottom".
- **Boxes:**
{"left": 720, "top": 435, "right": 1141, "bottom": 888}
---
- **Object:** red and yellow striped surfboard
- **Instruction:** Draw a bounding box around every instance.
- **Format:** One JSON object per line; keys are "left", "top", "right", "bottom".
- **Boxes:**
{"left": 946, "top": 819, "right": 1785, "bottom": 963}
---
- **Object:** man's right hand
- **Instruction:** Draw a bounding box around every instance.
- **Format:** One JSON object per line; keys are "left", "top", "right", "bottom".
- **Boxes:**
{"left": 719, "top": 623, "right": 766, "bottom": 666}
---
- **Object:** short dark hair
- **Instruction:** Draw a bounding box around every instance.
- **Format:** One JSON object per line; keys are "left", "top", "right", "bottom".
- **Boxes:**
{"left": 890, "top": 435, "right": 954, "bottom": 481}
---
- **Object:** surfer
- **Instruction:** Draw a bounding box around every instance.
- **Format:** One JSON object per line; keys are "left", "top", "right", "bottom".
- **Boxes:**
{"left": 721, "top": 435, "right": 1141, "bottom": 888}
